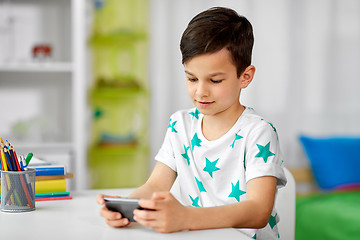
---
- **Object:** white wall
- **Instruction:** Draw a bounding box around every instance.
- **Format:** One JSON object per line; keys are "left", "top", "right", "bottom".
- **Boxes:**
{"left": 148, "top": 0, "right": 360, "bottom": 170}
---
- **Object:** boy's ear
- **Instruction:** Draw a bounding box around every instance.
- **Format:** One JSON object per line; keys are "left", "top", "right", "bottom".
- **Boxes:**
{"left": 240, "top": 65, "right": 255, "bottom": 88}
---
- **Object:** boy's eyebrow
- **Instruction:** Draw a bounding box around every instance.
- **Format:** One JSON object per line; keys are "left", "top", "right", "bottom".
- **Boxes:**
{"left": 209, "top": 72, "right": 226, "bottom": 77}
{"left": 185, "top": 70, "right": 226, "bottom": 77}
{"left": 185, "top": 70, "right": 195, "bottom": 76}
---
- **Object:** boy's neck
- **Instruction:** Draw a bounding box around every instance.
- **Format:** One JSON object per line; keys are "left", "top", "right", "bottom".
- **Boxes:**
{"left": 201, "top": 103, "right": 245, "bottom": 141}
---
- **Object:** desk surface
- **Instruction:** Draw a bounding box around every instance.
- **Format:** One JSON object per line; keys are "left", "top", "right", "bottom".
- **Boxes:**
{"left": 0, "top": 189, "right": 251, "bottom": 240}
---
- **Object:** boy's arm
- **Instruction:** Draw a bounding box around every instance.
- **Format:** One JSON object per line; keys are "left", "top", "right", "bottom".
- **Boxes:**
{"left": 187, "top": 176, "right": 277, "bottom": 230}
{"left": 135, "top": 176, "right": 277, "bottom": 233}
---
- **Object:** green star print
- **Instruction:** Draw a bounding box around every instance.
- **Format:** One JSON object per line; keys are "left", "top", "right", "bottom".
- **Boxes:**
{"left": 268, "top": 122, "right": 277, "bottom": 133}
{"left": 203, "top": 158, "right": 220, "bottom": 178}
{"left": 181, "top": 145, "right": 190, "bottom": 165}
{"left": 195, "top": 177, "right": 206, "bottom": 192}
{"left": 189, "top": 195, "right": 200, "bottom": 207}
{"left": 268, "top": 213, "right": 278, "bottom": 229}
{"left": 230, "top": 130, "right": 243, "bottom": 148}
{"left": 168, "top": 119, "right": 178, "bottom": 133}
{"left": 191, "top": 133, "right": 202, "bottom": 150}
{"left": 228, "top": 180, "right": 245, "bottom": 202}
{"left": 260, "top": 119, "right": 277, "bottom": 134}
{"left": 189, "top": 108, "right": 200, "bottom": 119}
{"left": 255, "top": 142, "right": 275, "bottom": 163}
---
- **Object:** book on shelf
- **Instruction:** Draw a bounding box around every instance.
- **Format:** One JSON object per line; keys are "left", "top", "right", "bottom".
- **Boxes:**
{"left": 36, "top": 196, "right": 72, "bottom": 201}
{"left": 35, "top": 173, "right": 73, "bottom": 181}
{"left": 0, "top": 179, "right": 67, "bottom": 196}
{"left": 31, "top": 157, "right": 73, "bottom": 201}
{"left": 35, "top": 179, "right": 67, "bottom": 193}
{"left": 28, "top": 157, "right": 67, "bottom": 176}
{"left": 0, "top": 173, "right": 73, "bottom": 184}
{"left": 35, "top": 192, "right": 70, "bottom": 198}
{"left": 33, "top": 181, "right": 73, "bottom": 201}
{"left": 0, "top": 192, "right": 72, "bottom": 202}
{"left": 35, "top": 192, "right": 72, "bottom": 201}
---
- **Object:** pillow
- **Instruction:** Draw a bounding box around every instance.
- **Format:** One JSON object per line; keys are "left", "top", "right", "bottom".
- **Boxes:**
{"left": 299, "top": 135, "right": 360, "bottom": 190}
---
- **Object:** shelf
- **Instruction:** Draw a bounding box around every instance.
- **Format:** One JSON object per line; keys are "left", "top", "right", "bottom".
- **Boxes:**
{"left": 12, "top": 142, "right": 73, "bottom": 151}
{"left": 88, "top": 145, "right": 148, "bottom": 155}
{"left": 88, "top": 87, "right": 149, "bottom": 99}
{"left": 0, "top": 0, "right": 87, "bottom": 190}
{"left": 0, "top": 62, "right": 73, "bottom": 73}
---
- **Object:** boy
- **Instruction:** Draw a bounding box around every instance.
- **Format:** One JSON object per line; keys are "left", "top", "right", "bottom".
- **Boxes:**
{"left": 97, "top": 7, "right": 287, "bottom": 239}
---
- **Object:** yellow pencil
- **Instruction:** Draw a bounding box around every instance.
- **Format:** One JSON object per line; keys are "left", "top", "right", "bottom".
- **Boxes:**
{"left": 1, "top": 148, "right": 9, "bottom": 171}
{"left": 1, "top": 148, "right": 15, "bottom": 205}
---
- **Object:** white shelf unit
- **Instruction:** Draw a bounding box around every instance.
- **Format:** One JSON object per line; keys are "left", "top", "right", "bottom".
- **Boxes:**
{"left": 0, "top": 62, "right": 73, "bottom": 72}
{"left": 0, "top": 0, "right": 87, "bottom": 190}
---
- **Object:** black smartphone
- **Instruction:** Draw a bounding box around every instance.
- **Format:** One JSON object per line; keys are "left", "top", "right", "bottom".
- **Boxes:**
{"left": 104, "top": 197, "right": 150, "bottom": 222}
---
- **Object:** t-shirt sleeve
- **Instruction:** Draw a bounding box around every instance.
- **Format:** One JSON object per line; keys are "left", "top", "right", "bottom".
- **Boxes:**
{"left": 244, "top": 123, "right": 287, "bottom": 188}
{"left": 154, "top": 117, "right": 177, "bottom": 172}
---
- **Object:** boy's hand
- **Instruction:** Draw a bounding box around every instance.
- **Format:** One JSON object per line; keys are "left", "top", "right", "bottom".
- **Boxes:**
{"left": 134, "top": 192, "right": 190, "bottom": 233}
{"left": 96, "top": 194, "right": 130, "bottom": 228}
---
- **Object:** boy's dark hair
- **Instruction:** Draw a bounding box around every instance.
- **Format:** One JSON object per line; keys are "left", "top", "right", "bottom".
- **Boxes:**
{"left": 180, "top": 7, "right": 254, "bottom": 77}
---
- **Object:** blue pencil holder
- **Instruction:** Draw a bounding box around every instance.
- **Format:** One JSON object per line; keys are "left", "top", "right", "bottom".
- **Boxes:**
{"left": 0, "top": 168, "right": 36, "bottom": 212}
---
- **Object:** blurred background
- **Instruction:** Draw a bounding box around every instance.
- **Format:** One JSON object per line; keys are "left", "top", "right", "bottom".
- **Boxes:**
{"left": 1, "top": 0, "right": 360, "bottom": 191}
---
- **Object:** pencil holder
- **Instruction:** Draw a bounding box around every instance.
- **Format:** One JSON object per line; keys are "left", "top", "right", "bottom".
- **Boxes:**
{"left": 1, "top": 168, "right": 36, "bottom": 212}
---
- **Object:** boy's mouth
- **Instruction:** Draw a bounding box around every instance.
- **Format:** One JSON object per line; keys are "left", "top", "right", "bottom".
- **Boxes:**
{"left": 197, "top": 101, "right": 214, "bottom": 107}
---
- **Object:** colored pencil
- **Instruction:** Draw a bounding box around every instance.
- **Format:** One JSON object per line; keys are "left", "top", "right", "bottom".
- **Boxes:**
{"left": 19, "top": 172, "right": 34, "bottom": 208}
{"left": 3, "top": 147, "right": 14, "bottom": 171}
{"left": 9, "top": 146, "right": 21, "bottom": 171}
{"left": 0, "top": 148, "right": 8, "bottom": 171}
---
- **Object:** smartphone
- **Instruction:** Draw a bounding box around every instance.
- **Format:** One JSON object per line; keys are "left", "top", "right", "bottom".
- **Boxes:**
{"left": 104, "top": 197, "right": 149, "bottom": 222}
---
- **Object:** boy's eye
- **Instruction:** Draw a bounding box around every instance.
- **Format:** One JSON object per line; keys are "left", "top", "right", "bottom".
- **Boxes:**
{"left": 211, "top": 79, "right": 223, "bottom": 84}
{"left": 187, "top": 78, "right": 197, "bottom": 82}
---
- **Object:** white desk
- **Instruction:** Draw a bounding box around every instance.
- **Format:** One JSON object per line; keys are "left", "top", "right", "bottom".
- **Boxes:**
{"left": 0, "top": 189, "right": 252, "bottom": 240}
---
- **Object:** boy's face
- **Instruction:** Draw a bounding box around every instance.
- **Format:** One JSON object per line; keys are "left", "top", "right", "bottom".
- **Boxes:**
{"left": 184, "top": 48, "right": 249, "bottom": 118}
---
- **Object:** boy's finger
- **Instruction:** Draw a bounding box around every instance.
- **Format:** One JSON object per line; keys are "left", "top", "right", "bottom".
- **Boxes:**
{"left": 152, "top": 191, "right": 172, "bottom": 200}
{"left": 96, "top": 194, "right": 105, "bottom": 204}
{"left": 100, "top": 206, "right": 122, "bottom": 220}
{"left": 106, "top": 218, "right": 130, "bottom": 228}
{"left": 134, "top": 209, "right": 157, "bottom": 221}
{"left": 133, "top": 215, "right": 157, "bottom": 228}
{"left": 139, "top": 192, "right": 173, "bottom": 209}
{"left": 138, "top": 198, "right": 163, "bottom": 210}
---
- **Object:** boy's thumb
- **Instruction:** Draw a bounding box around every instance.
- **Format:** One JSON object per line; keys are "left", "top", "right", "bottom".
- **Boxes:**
{"left": 152, "top": 191, "right": 171, "bottom": 200}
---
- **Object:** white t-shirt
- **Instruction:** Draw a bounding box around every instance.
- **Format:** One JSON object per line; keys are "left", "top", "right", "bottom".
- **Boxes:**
{"left": 155, "top": 107, "right": 287, "bottom": 239}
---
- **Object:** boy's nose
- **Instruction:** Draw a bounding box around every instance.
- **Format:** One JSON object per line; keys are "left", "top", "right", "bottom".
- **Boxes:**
{"left": 196, "top": 81, "right": 210, "bottom": 97}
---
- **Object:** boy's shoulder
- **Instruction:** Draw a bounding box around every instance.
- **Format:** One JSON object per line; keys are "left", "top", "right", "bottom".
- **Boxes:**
{"left": 242, "top": 107, "right": 265, "bottom": 122}
{"left": 241, "top": 107, "right": 278, "bottom": 134}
